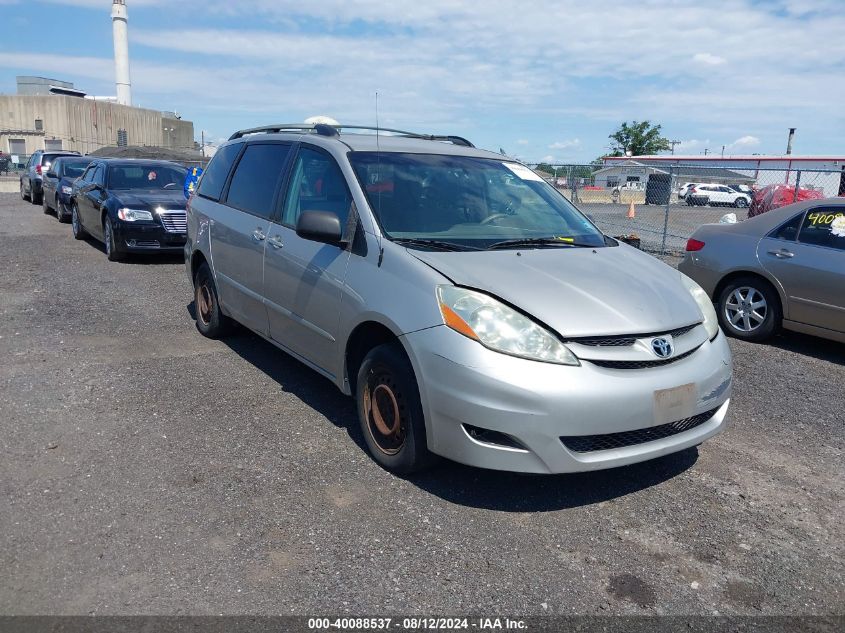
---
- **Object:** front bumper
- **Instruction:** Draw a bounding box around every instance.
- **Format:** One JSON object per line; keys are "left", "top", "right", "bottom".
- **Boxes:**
{"left": 402, "top": 326, "right": 732, "bottom": 474}
{"left": 113, "top": 221, "right": 186, "bottom": 252}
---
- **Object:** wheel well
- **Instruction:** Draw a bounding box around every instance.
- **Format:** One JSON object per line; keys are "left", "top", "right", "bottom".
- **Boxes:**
{"left": 713, "top": 271, "right": 783, "bottom": 311}
{"left": 190, "top": 251, "right": 209, "bottom": 282}
{"left": 345, "top": 321, "right": 399, "bottom": 393}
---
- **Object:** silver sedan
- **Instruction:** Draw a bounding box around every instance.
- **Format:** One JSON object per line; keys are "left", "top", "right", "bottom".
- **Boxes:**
{"left": 679, "top": 198, "right": 845, "bottom": 343}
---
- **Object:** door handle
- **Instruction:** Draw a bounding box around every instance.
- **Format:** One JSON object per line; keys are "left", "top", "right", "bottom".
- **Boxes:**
{"left": 767, "top": 249, "right": 794, "bottom": 259}
{"left": 252, "top": 229, "right": 266, "bottom": 242}
{"left": 267, "top": 235, "right": 284, "bottom": 249}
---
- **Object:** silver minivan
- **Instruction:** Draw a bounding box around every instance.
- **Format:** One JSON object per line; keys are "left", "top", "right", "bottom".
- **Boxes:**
{"left": 186, "top": 124, "right": 732, "bottom": 474}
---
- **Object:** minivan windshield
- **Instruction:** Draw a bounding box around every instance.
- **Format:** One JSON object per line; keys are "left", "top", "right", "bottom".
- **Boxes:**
{"left": 350, "top": 153, "right": 605, "bottom": 250}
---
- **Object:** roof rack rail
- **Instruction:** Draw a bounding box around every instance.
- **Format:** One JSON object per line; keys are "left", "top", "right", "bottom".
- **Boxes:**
{"left": 228, "top": 123, "right": 474, "bottom": 147}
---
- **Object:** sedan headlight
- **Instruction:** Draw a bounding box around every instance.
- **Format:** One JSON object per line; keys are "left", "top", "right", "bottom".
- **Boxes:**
{"left": 437, "top": 285, "right": 579, "bottom": 365}
{"left": 117, "top": 208, "right": 154, "bottom": 221}
{"left": 61, "top": 185, "right": 73, "bottom": 195}
{"left": 680, "top": 273, "right": 719, "bottom": 340}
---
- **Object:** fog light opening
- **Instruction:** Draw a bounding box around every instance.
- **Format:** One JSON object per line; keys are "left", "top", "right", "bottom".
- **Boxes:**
{"left": 462, "top": 424, "right": 527, "bottom": 451}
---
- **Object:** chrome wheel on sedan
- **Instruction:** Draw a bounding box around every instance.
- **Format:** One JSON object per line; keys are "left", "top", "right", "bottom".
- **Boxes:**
{"left": 725, "top": 287, "right": 766, "bottom": 332}
{"left": 717, "top": 276, "right": 781, "bottom": 342}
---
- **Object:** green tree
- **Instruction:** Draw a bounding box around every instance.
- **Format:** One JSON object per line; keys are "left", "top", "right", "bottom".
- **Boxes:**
{"left": 607, "top": 120, "right": 671, "bottom": 157}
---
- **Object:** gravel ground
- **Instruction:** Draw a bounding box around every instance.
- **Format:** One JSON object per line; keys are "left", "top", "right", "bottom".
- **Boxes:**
{"left": 0, "top": 193, "right": 842, "bottom": 617}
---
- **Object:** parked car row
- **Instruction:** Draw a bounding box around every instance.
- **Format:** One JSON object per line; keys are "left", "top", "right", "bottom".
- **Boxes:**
{"left": 22, "top": 154, "right": 190, "bottom": 261}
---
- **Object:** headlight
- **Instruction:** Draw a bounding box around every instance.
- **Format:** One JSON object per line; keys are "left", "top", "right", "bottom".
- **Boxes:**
{"left": 117, "top": 208, "right": 153, "bottom": 221}
{"left": 437, "top": 286, "right": 579, "bottom": 365}
{"left": 680, "top": 273, "right": 719, "bottom": 340}
{"left": 61, "top": 185, "right": 73, "bottom": 195}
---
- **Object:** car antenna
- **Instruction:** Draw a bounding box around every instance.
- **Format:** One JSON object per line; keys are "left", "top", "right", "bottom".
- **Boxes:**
{"left": 375, "top": 90, "right": 384, "bottom": 267}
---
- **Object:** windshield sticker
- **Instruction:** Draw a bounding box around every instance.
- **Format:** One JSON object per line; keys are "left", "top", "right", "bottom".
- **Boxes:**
{"left": 831, "top": 215, "right": 845, "bottom": 237}
{"left": 807, "top": 211, "right": 843, "bottom": 227}
{"left": 502, "top": 162, "right": 544, "bottom": 182}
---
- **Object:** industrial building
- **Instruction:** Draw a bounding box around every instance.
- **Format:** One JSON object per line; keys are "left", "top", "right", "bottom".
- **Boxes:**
{"left": 602, "top": 154, "right": 845, "bottom": 197}
{"left": 1, "top": 1, "right": 194, "bottom": 164}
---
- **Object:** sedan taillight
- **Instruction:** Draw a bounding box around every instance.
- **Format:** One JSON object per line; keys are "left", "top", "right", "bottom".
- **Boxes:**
{"left": 686, "top": 238, "right": 706, "bottom": 252}
{"left": 35, "top": 164, "right": 42, "bottom": 175}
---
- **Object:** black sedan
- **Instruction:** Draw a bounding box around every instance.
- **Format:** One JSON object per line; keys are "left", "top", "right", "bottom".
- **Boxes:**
{"left": 42, "top": 156, "right": 92, "bottom": 222}
{"left": 70, "top": 159, "right": 188, "bottom": 261}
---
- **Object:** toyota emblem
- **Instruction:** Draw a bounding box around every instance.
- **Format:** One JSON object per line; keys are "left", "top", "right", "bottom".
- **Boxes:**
{"left": 651, "top": 337, "right": 673, "bottom": 358}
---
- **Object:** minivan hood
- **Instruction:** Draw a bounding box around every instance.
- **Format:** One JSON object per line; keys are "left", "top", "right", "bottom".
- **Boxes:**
{"left": 411, "top": 245, "right": 703, "bottom": 337}
{"left": 114, "top": 189, "right": 185, "bottom": 210}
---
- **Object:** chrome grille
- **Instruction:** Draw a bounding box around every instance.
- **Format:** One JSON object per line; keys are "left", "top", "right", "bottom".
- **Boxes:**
{"left": 586, "top": 346, "right": 700, "bottom": 369}
{"left": 158, "top": 210, "right": 187, "bottom": 233}
{"left": 560, "top": 406, "right": 720, "bottom": 453}
{"left": 569, "top": 322, "right": 700, "bottom": 348}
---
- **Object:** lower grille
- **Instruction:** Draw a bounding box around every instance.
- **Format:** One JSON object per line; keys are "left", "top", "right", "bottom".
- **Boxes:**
{"left": 159, "top": 210, "right": 187, "bottom": 233}
{"left": 586, "top": 346, "right": 699, "bottom": 369}
{"left": 560, "top": 406, "right": 720, "bottom": 453}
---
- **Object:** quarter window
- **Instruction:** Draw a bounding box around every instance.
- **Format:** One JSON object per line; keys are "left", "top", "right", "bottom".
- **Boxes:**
{"left": 281, "top": 148, "right": 351, "bottom": 227}
{"left": 225, "top": 143, "right": 292, "bottom": 219}
{"left": 771, "top": 212, "right": 803, "bottom": 241}
{"left": 197, "top": 142, "right": 242, "bottom": 202}
{"left": 798, "top": 207, "right": 845, "bottom": 251}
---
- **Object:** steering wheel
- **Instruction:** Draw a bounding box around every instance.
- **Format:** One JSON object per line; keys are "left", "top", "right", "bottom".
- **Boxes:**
{"left": 480, "top": 213, "right": 511, "bottom": 225}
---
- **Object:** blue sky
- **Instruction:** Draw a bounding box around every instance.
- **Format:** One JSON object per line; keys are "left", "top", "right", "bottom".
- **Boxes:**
{"left": 1, "top": 0, "right": 843, "bottom": 162}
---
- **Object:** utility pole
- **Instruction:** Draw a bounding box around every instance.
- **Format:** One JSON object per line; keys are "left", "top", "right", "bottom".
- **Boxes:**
{"left": 669, "top": 139, "right": 681, "bottom": 155}
{"left": 721, "top": 145, "right": 725, "bottom": 157}
{"left": 704, "top": 148, "right": 709, "bottom": 156}
{"left": 201, "top": 130, "right": 205, "bottom": 158}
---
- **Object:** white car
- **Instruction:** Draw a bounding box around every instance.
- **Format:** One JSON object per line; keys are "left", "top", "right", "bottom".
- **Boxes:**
{"left": 686, "top": 184, "right": 751, "bottom": 208}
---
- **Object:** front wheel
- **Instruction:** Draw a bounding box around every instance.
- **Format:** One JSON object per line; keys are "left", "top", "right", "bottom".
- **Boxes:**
{"left": 103, "top": 217, "right": 124, "bottom": 261}
{"left": 717, "top": 277, "right": 781, "bottom": 341}
{"left": 71, "top": 204, "right": 87, "bottom": 239}
{"left": 56, "top": 199, "right": 68, "bottom": 223}
{"left": 193, "top": 262, "right": 232, "bottom": 338}
{"left": 20, "top": 180, "right": 29, "bottom": 201}
{"left": 42, "top": 192, "right": 51, "bottom": 214}
{"left": 356, "top": 342, "right": 436, "bottom": 474}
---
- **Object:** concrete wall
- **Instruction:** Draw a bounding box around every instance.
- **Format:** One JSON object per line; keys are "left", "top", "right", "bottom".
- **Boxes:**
{"left": 0, "top": 95, "right": 194, "bottom": 156}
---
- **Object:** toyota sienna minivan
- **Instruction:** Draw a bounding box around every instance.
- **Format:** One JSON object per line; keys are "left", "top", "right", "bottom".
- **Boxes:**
{"left": 185, "top": 123, "right": 732, "bottom": 474}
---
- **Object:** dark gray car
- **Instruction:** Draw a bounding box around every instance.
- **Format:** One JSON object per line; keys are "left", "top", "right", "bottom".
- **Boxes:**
{"left": 20, "top": 149, "right": 80, "bottom": 205}
{"left": 679, "top": 198, "right": 845, "bottom": 343}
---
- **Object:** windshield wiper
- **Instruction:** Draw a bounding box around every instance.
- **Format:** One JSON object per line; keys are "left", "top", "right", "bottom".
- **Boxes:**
{"left": 485, "top": 237, "right": 597, "bottom": 250}
{"left": 392, "top": 238, "right": 479, "bottom": 252}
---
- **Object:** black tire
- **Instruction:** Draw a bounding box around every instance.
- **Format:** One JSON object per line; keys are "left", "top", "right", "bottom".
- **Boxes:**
{"left": 71, "top": 203, "right": 87, "bottom": 240}
{"left": 42, "top": 192, "right": 51, "bottom": 214}
{"left": 20, "top": 180, "right": 29, "bottom": 201}
{"left": 56, "top": 198, "right": 68, "bottom": 223}
{"left": 356, "top": 342, "right": 436, "bottom": 474}
{"left": 717, "top": 276, "right": 781, "bottom": 342}
{"left": 734, "top": 197, "right": 749, "bottom": 208}
{"left": 103, "top": 216, "right": 124, "bottom": 261}
{"left": 193, "top": 262, "right": 232, "bottom": 338}
{"left": 31, "top": 187, "right": 42, "bottom": 205}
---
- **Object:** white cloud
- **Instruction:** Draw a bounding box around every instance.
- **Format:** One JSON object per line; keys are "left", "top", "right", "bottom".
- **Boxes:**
{"left": 549, "top": 139, "right": 581, "bottom": 150}
{"left": 516, "top": 139, "right": 529, "bottom": 145}
{"left": 729, "top": 135, "right": 761, "bottom": 148}
{"left": 692, "top": 53, "right": 726, "bottom": 66}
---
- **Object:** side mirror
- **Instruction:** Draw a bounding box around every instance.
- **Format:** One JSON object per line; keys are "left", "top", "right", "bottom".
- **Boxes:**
{"left": 296, "top": 210, "right": 345, "bottom": 245}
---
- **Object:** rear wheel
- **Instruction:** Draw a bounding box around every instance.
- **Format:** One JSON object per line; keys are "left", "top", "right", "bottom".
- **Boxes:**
{"left": 717, "top": 276, "right": 781, "bottom": 341}
{"left": 356, "top": 342, "right": 436, "bottom": 474}
{"left": 194, "top": 262, "right": 232, "bottom": 338}
{"left": 734, "top": 197, "right": 749, "bottom": 208}
{"left": 71, "top": 203, "right": 86, "bottom": 240}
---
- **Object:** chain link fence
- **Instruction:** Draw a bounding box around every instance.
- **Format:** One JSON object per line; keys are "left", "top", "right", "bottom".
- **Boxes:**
{"left": 528, "top": 162, "right": 845, "bottom": 259}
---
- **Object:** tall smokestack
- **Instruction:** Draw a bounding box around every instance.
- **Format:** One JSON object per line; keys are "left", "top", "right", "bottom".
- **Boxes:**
{"left": 111, "top": 0, "right": 132, "bottom": 106}
{"left": 786, "top": 127, "right": 796, "bottom": 155}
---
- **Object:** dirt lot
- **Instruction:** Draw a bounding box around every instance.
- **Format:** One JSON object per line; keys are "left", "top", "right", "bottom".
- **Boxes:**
{"left": 0, "top": 192, "right": 842, "bottom": 616}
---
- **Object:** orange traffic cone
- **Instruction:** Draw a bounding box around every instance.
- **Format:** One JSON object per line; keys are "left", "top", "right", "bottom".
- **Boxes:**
{"left": 627, "top": 200, "right": 636, "bottom": 219}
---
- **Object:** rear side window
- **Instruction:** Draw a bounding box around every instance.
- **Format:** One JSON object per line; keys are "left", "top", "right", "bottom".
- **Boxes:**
{"left": 197, "top": 142, "right": 242, "bottom": 202}
{"left": 770, "top": 212, "right": 803, "bottom": 241}
{"left": 799, "top": 207, "right": 845, "bottom": 251}
{"left": 225, "top": 143, "right": 292, "bottom": 219}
